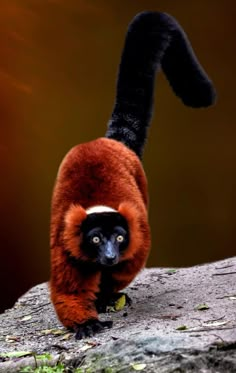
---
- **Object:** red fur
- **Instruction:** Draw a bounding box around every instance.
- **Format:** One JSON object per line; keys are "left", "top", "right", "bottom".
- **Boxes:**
{"left": 50, "top": 138, "right": 150, "bottom": 330}
{"left": 63, "top": 204, "right": 88, "bottom": 261}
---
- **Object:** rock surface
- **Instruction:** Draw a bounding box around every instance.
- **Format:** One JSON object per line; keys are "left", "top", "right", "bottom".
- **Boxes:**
{"left": 0, "top": 257, "right": 236, "bottom": 372}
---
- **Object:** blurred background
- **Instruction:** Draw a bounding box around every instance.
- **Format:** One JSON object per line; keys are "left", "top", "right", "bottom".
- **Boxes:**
{"left": 0, "top": 0, "right": 235, "bottom": 313}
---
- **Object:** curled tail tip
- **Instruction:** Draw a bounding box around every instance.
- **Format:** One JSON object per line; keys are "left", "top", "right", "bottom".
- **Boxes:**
{"left": 180, "top": 79, "right": 217, "bottom": 108}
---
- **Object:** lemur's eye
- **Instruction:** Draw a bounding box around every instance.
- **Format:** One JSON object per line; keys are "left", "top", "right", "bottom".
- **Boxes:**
{"left": 92, "top": 236, "right": 100, "bottom": 244}
{"left": 116, "top": 235, "right": 124, "bottom": 243}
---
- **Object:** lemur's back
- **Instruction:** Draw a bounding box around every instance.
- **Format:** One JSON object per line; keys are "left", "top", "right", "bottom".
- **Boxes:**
{"left": 51, "top": 138, "right": 148, "bottom": 235}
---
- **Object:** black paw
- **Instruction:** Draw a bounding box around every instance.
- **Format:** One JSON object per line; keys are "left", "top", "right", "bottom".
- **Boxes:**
{"left": 75, "top": 319, "right": 113, "bottom": 340}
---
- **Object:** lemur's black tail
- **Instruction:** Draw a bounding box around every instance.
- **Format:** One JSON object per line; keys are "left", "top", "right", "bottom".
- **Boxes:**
{"left": 105, "top": 12, "right": 216, "bottom": 158}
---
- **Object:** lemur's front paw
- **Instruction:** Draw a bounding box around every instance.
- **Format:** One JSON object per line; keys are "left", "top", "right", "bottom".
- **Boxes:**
{"left": 75, "top": 319, "right": 113, "bottom": 340}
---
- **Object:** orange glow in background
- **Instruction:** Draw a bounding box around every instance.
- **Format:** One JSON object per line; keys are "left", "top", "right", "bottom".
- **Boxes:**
{"left": 0, "top": 0, "right": 235, "bottom": 312}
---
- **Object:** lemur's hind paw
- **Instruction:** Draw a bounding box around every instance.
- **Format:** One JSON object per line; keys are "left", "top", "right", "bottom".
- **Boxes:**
{"left": 75, "top": 319, "right": 113, "bottom": 340}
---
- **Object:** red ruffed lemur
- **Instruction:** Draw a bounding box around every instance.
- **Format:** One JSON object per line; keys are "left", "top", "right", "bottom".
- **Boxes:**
{"left": 50, "top": 12, "right": 216, "bottom": 339}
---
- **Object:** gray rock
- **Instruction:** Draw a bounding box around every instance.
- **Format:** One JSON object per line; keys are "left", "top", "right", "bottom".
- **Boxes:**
{"left": 0, "top": 257, "right": 236, "bottom": 372}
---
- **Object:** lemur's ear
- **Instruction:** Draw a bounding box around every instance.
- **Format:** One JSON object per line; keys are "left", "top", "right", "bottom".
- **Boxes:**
{"left": 118, "top": 202, "right": 150, "bottom": 260}
{"left": 63, "top": 204, "right": 87, "bottom": 258}
{"left": 64, "top": 204, "right": 87, "bottom": 228}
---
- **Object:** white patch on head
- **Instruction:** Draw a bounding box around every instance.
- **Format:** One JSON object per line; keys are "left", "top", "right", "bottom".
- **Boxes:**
{"left": 86, "top": 205, "right": 117, "bottom": 215}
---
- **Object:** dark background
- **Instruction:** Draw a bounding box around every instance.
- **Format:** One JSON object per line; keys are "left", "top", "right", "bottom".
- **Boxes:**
{"left": 0, "top": 0, "right": 235, "bottom": 313}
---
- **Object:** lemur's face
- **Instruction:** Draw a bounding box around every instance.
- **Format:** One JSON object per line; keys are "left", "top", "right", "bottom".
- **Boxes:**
{"left": 81, "top": 212, "right": 129, "bottom": 266}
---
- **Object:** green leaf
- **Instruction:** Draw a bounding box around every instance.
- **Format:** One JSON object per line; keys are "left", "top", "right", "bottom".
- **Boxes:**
{"left": 41, "top": 329, "right": 65, "bottom": 336}
{"left": 0, "top": 351, "right": 32, "bottom": 358}
{"left": 20, "top": 367, "right": 33, "bottom": 372}
{"left": 166, "top": 269, "right": 177, "bottom": 275}
{"left": 114, "top": 294, "right": 126, "bottom": 311}
{"left": 131, "top": 363, "right": 147, "bottom": 371}
{"left": 176, "top": 325, "right": 188, "bottom": 331}
{"left": 195, "top": 303, "right": 210, "bottom": 311}
{"left": 35, "top": 353, "right": 52, "bottom": 360}
{"left": 20, "top": 364, "right": 65, "bottom": 373}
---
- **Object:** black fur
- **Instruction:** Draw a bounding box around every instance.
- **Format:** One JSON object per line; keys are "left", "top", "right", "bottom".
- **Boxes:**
{"left": 75, "top": 320, "right": 113, "bottom": 340}
{"left": 80, "top": 212, "right": 129, "bottom": 265}
{"left": 106, "top": 11, "right": 216, "bottom": 158}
